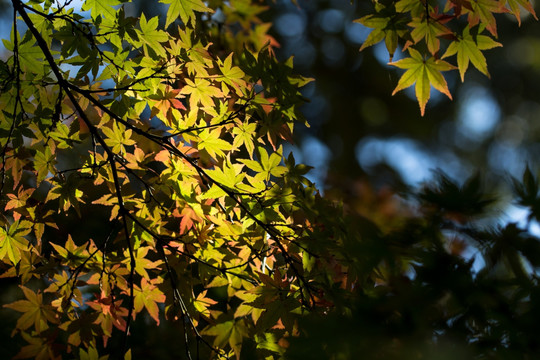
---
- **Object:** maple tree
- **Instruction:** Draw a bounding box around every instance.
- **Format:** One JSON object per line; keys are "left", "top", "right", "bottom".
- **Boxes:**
{"left": 1, "top": 0, "right": 540, "bottom": 359}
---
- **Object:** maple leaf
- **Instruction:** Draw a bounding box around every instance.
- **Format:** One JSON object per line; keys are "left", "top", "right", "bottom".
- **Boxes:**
{"left": 240, "top": 146, "right": 287, "bottom": 182}
{"left": 102, "top": 121, "right": 136, "bottom": 154}
{"left": 396, "top": 0, "right": 430, "bottom": 16}
{"left": 45, "top": 174, "right": 86, "bottom": 216}
{"left": 0, "top": 221, "right": 31, "bottom": 265}
{"left": 197, "top": 128, "right": 233, "bottom": 160}
{"left": 5, "top": 188, "right": 35, "bottom": 222}
{"left": 180, "top": 78, "right": 224, "bottom": 109}
{"left": 389, "top": 48, "right": 457, "bottom": 116}
{"left": 5, "top": 152, "right": 27, "bottom": 189}
{"left": 49, "top": 123, "right": 81, "bottom": 150}
{"left": 217, "top": 53, "right": 247, "bottom": 95}
{"left": 149, "top": 87, "right": 186, "bottom": 120}
{"left": 442, "top": 26, "right": 502, "bottom": 81}
{"left": 202, "top": 318, "right": 249, "bottom": 360}
{"left": 193, "top": 290, "right": 218, "bottom": 318}
{"left": 87, "top": 291, "right": 128, "bottom": 336}
{"left": 50, "top": 235, "right": 89, "bottom": 267}
{"left": 124, "top": 246, "right": 163, "bottom": 280}
{"left": 232, "top": 122, "right": 257, "bottom": 156}
{"left": 467, "top": 0, "right": 509, "bottom": 37}
{"left": 82, "top": 0, "right": 121, "bottom": 21}
{"left": 14, "top": 332, "right": 61, "bottom": 360}
{"left": 4, "top": 286, "right": 58, "bottom": 333}
{"left": 160, "top": 0, "right": 213, "bottom": 28}
{"left": 134, "top": 278, "right": 166, "bottom": 325}
{"left": 357, "top": 12, "right": 409, "bottom": 60}
{"left": 174, "top": 204, "right": 204, "bottom": 234}
{"left": 407, "top": 16, "right": 453, "bottom": 55}
{"left": 33, "top": 146, "right": 56, "bottom": 185}
{"left": 136, "top": 14, "right": 169, "bottom": 57}
{"left": 506, "top": 0, "right": 538, "bottom": 25}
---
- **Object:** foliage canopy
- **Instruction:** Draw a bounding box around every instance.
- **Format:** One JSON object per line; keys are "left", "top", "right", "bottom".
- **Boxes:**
{"left": 1, "top": 0, "right": 540, "bottom": 359}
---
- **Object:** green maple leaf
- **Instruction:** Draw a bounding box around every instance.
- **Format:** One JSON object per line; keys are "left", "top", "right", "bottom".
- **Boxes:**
{"left": 206, "top": 162, "right": 245, "bottom": 189}
{"left": 136, "top": 14, "right": 168, "bottom": 57}
{"left": 34, "top": 146, "right": 56, "bottom": 184}
{"left": 4, "top": 286, "right": 58, "bottom": 333}
{"left": 45, "top": 173, "right": 85, "bottom": 215}
{"left": 197, "top": 128, "right": 233, "bottom": 159}
{"left": 102, "top": 122, "right": 136, "bottom": 154}
{"left": 357, "top": 12, "right": 408, "bottom": 60}
{"left": 232, "top": 122, "right": 257, "bottom": 156}
{"left": 396, "top": 0, "right": 427, "bottom": 16}
{"left": 50, "top": 235, "right": 88, "bottom": 266}
{"left": 408, "top": 16, "right": 453, "bottom": 55}
{"left": 82, "top": 0, "right": 121, "bottom": 21}
{"left": 240, "top": 146, "right": 287, "bottom": 181}
{"left": 180, "top": 78, "right": 223, "bottom": 109}
{"left": 390, "top": 48, "right": 456, "bottom": 116}
{"left": 17, "top": 40, "right": 44, "bottom": 74}
{"left": 442, "top": 26, "right": 502, "bottom": 81}
{"left": 202, "top": 318, "right": 249, "bottom": 359}
{"left": 218, "top": 53, "right": 247, "bottom": 95}
{"left": 160, "top": 0, "right": 213, "bottom": 27}
{"left": 0, "top": 221, "right": 31, "bottom": 265}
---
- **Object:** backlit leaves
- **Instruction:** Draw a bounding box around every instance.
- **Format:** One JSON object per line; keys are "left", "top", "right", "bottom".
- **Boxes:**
{"left": 82, "top": 0, "right": 121, "bottom": 21}
{"left": 1, "top": 0, "right": 534, "bottom": 358}
{"left": 134, "top": 278, "right": 166, "bottom": 325}
{"left": 506, "top": 0, "right": 538, "bottom": 24}
{"left": 137, "top": 14, "right": 169, "bottom": 57}
{"left": 357, "top": 0, "right": 535, "bottom": 115}
{"left": 1, "top": 0, "right": 318, "bottom": 358}
{"left": 0, "top": 221, "right": 31, "bottom": 265}
{"left": 3, "top": 286, "right": 58, "bottom": 333}
{"left": 160, "top": 0, "right": 212, "bottom": 28}
{"left": 442, "top": 26, "right": 502, "bottom": 81}
{"left": 389, "top": 48, "right": 456, "bottom": 116}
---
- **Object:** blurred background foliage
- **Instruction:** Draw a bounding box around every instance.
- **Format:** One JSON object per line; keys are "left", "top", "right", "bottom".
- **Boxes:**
{"left": 3, "top": 0, "right": 540, "bottom": 358}
{"left": 264, "top": 0, "right": 540, "bottom": 214}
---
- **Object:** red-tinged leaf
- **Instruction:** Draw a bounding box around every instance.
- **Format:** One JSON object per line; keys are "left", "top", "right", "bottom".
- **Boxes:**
{"left": 5, "top": 188, "right": 35, "bottom": 221}
{"left": 468, "top": 0, "right": 509, "bottom": 37}
{"left": 5, "top": 154, "right": 27, "bottom": 189}
{"left": 154, "top": 150, "right": 170, "bottom": 163}
{"left": 506, "top": 0, "right": 538, "bottom": 25}
{"left": 87, "top": 291, "right": 128, "bottom": 335}
{"left": 194, "top": 290, "right": 218, "bottom": 318}
{"left": 177, "top": 205, "right": 203, "bottom": 234}
{"left": 150, "top": 87, "right": 186, "bottom": 119}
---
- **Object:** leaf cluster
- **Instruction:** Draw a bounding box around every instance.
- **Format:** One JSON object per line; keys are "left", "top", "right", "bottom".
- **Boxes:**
{"left": 358, "top": 0, "right": 536, "bottom": 115}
